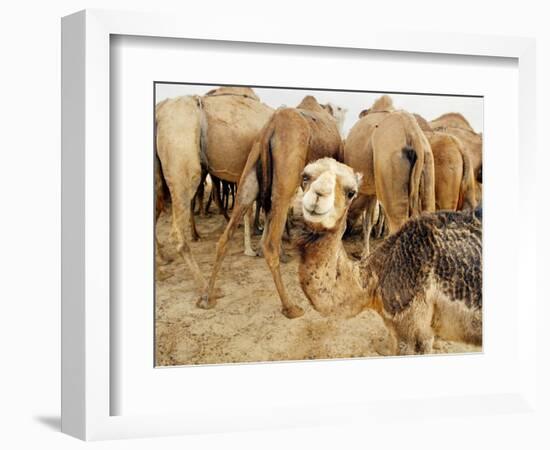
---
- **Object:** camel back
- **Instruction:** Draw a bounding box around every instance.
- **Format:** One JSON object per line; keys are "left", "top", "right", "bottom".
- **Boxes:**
{"left": 199, "top": 92, "right": 273, "bottom": 182}
{"left": 413, "top": 113, "right": 433, "bottom": 132}
{"left": 204, "top": 86, "right": 260, "bottom": 102}
{"left": 430, "top": 112, "right": 474, "bottom": 132}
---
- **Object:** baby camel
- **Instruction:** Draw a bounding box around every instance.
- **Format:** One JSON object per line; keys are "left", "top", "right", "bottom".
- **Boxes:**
{"left": 297, "top": 158, "right": 482, "bottom": 354}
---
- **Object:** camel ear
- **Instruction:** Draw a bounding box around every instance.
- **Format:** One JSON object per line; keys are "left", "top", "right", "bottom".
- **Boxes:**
{"left": 355, "top": 172, "right": 363, "bottom": 187}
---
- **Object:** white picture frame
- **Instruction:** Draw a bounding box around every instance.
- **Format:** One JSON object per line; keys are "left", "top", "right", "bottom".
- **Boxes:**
{"left": 61, "top": 9, "right": 538, "bottom": 441}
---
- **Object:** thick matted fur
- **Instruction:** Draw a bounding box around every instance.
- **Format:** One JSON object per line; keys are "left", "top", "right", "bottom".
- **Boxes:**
{"left": 298, "top": 158, "right": 482, "bottom": 354}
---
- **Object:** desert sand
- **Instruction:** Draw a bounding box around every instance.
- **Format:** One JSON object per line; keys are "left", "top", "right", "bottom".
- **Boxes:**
{"left": 155, "top": 198, "right": 481, "bottom": 366}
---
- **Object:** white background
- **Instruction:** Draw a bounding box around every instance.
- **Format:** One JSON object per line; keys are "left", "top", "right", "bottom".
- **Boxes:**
{"left": 0, "top": 1, "right": 548, "bottom": 449}
{"left": 156, "top": 84, "right": 484, "bottom": 135}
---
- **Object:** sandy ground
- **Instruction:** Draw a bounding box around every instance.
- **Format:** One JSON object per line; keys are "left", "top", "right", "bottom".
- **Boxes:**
{"left": 155, "top": 199, "right": 481, "bottom": 366}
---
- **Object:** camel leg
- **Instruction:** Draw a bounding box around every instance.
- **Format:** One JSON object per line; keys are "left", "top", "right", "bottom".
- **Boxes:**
{"left": 155, "top": 231, "right": 174, "bottom": 282}
{"left": 212, "top": 178, "right": 230, "bottom": 221}
{"left": 243, "top": 207, "right": 256, "bottom": 257}
{"left": 360, "top": 196, "right": 377, "bottom": 259}
{"left": 253, "top": 201, "right": 263, "bottom": 235}
{"left": 262, "top": 200, "right": 304, "bottom": 319}
{"left": 230, "top": 183, "right": 236, "bottom": 209}
{"left": 168, "top": 186, "right": 206, "bottom": 289}
{"left": 190, "top": 204, "right": 200, "bottom": 241}
{"left": 160, "top": 154, "right": 204, "bottom": 289}
{"left": 223, "top": 182, "right": 230, "bottom": 212}
{"left": 392, "top": 296, "right": 435, "bottom": 355}
{"left": 255, "top": 221, "right": 288, "bottom": 264}
{"left": 374, "top": 206, "right": 386, "bottom": 239}
{"left": 189, "top": 170, "right": 203, "bottom": 240}
{"left": 155, "top": 234, "right": 173, "bottom": 265}
{"left": 197, "top": 170, "right": 258, "bottom": 309}
{"left": 205, "top": 184, "right": 214, "bottom": 215}
{"left": 194, "top": 167, "right": 208, "bottom": 216}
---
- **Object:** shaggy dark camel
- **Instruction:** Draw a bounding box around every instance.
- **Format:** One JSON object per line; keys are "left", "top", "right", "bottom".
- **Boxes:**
{"left": 298, "top": 158, "right": 482, "bottom": 354}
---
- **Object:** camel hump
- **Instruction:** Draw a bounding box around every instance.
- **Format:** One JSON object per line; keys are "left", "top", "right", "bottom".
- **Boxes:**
{"left": 204, "top": 86, "right": 260, "bottom": 101}
{"left": 431, "top": 112, "right": 474, "bottom": 131}
{"left": 296, "top": 95, "right": 324, "bottom": 112}
{"left": 413, "top": 113, "right": 432, "bottom": 132}
{"left": 370, "top": 94, "right": 394, "bottom": 112}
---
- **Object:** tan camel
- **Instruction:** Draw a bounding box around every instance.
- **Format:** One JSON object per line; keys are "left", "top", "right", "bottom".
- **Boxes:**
{"left": 342, "top": 95, "right": 435, "bottom": 255}
{"left": 429, "top": 112, "right": 483, "bottom": 202}
{"left": 297, "top": 158, "right": 482, "bottom": 354}
{"left": 155, "top": 88, "right": 273, "bottom": 291}
{"left": 414, "top": 114, "right": 478, "bottom": 211}
{"left": 197, "top": 95, "right": 342, "bottom": 318}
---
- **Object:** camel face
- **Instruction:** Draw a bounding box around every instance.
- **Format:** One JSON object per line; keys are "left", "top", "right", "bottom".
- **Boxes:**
{"left": 322, "top": 102, "right": 347, "bottom": 133}
{"left": 301, "top": 158, "right": 361, "bottom": 230}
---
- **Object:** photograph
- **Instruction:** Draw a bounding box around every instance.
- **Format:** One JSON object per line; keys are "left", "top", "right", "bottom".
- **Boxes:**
{"left": 154, "top": 83, "right": 483, "bottom": 366}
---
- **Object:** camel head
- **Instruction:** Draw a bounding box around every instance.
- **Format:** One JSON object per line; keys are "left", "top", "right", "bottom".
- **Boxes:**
{"left": 301, "top": 158, "right": 362, "bottom": 231}
{"left": 322, "top": 102, "right": 348, "bottom": 133}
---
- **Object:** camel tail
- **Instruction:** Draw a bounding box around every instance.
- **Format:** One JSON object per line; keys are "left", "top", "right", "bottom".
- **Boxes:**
{"left": 154, "top": 152, "right": 169, "bottom": 220}
{"left": 153, "top": 99, "right": 175, "bottom": 214}
{"left": 255, "top": 119, "right": 277, "bottom": 214}
{"left": 402, "top": 146, "right": 422, "bottom": 216}
{"left": 407, "top": 115, "right": 434, "bottom": 214}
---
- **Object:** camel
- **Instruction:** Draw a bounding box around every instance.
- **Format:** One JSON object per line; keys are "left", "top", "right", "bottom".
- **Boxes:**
{"left": 342, "top": 95, "right": 435, "bottom": 255}
{"left": 429, "top": 112, "right": 483, "bottom": 202}
{"left": 414, "top": 114, "right": 478, "bottom": 211}
{"left": 345, "top": 194, "right": 385, "bottom": 247}
{"left": 321, "top": 102, "right": 347, "bottom": 135}
{"left": 297, "top": 158, "right": 482, "bottom": 354}
{"left": 155, "top": 88, "right": 273, "bottom": 291}
{"left": 197, "top": 95, "right": 343, "bottom": 318}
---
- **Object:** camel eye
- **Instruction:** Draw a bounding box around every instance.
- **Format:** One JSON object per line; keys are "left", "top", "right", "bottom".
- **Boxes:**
{"left": 302, "top": 174, "right": 310, "bottom": 183}
{"left": 346, "top": 190, "right": 356, "bottom": 199}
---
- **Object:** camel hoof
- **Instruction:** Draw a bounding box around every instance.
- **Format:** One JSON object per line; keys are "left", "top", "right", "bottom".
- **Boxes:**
{"left": 244, "top": 249, "right": 258, "bottom": 257}
{"left": 282, "top": 305, "right": 304, "bottom": 319}
{"left": 196, "top": 294, "right": 216, "bottom": 310}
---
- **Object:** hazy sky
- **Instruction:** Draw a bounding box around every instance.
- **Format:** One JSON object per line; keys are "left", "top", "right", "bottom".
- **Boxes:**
{"left": 156, "top": 84, "right": 483, "bottom": 136}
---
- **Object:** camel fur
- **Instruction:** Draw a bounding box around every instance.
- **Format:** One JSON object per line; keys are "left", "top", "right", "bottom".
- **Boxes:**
{"left": 297, "top": 158, "right": 482, "bottom": 355}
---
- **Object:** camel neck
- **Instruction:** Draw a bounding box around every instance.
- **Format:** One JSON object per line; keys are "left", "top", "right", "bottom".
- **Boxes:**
{"left": 297, "top": 222, "right": 371, "bottom": 318}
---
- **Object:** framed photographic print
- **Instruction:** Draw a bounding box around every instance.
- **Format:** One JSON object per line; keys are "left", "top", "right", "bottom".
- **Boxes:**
{"left": 61, "top": 9, "right": 538, "bottom": 441}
